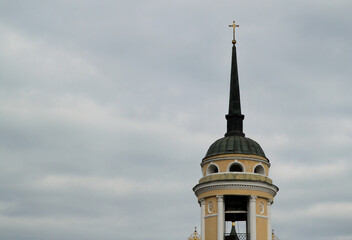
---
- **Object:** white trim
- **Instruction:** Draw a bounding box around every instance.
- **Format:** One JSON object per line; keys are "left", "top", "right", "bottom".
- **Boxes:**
{"left": 193, "top": 180, "right": 279, "bottom": 197}
{"left": 256, "top": 215, "right": 268, "bottom": 219}
{"left": 201, "top": 199, "right": 205, "bottom": 240}
{"left": 204, "top": 213, "right": 217, "bottom": 218}
{"left": 258, "top": 202, "right": 265, "bottom": 214}
{"left": 202, "top": 156, "right": 270, "bottom": 167}
{"left": 199, "top": 172, "right": 274, "bottom": 182}
{"left": 227, "top": 160, "right": 246, "bottom": 172}
{"left": 253, "top": 163, "right": 266, "bottom": 176}
{"left": 207, "top": 201, "right": 214, "bottom": 214}
{"left": 217, "top": 195, "right": 224, "bottom": 240}
{"left": 267, "top": 200, "right": 272, "bottom": 240}
{"left": 224, "top": 210, "right": 247, "bottom": 214}
{"left": 249, "top": 196, "right": 257, "bottom": 240}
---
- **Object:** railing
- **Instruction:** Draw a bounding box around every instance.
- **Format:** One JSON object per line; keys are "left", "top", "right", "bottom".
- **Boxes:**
{"left": 224, "top": 233, "right": 249, "bottom": 240}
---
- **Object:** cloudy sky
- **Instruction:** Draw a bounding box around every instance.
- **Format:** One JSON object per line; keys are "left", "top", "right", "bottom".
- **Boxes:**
{"left": 1, "top": 0, "right": 352, "bottom": 239}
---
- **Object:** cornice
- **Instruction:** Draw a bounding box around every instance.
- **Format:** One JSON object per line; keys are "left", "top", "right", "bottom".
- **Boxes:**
{"left": 201, "top": 156, "right": 271, "bottom": 167}
{"left": 199, "top": 173, "right": 273, "bottom": 184}
{"left": 193, "top": 180, "right": 279, "bottom": 198}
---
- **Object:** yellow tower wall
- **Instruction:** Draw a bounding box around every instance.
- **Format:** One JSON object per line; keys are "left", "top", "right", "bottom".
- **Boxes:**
{"left": 205, "top": 216, "right": 217, "bottom": 240}
{"left": 256, "top": 198, "right": 268, "bottom": 240}
{"left": 204, "top": 196, "right": 218, "bottom": 240}
{"left": 256, "top": 217, "right": 268, "bottom": 240}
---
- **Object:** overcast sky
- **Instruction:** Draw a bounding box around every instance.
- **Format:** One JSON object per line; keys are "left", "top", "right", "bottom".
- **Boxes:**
{"left": 1, "top": 0, "right": 352, "bottom": 240}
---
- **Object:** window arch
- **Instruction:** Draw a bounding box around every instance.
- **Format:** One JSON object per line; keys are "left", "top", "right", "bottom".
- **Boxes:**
{"left": 254, "top": 164, "right": 265, "bottom": 175}
{"left": 207, "top": 163, "right": 219, "bottom": 175}
{"left": 228, "top": 162, "right": 244, "bottom": 172}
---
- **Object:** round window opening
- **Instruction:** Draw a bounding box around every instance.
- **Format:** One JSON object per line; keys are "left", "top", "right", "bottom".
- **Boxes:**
{"left": 229, "top": 163, "right": 243, "bottom": 172}
{"left": 254, "top": 165, "right": 265, "bottom": 175}
{"left": 207, "top": 164, "right": 219, "bottom": 174}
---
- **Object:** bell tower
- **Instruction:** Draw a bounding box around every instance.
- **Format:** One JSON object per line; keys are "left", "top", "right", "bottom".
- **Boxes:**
{"left": 193, "top": 21, "right": 279, "bottom": 240}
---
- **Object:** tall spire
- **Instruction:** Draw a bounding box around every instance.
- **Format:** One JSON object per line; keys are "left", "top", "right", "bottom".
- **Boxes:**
{"left": 229, "top": 222, "right": 240, "bottom": 240}
{"left": 225, "top": 21, "right": 245, "bottom": 137}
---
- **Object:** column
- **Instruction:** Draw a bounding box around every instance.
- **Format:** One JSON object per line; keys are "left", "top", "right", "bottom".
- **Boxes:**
{"left": 249, "top": 195, "right": 257, "bottom": 240}
{"left": 217, "top": 195, "right": 224, "bottom": 240}
{"left": 267, "top": 200, "right": 272, "bottom": 240}
{"left": 201, "top": 199, "right": 205, "bottom": 240}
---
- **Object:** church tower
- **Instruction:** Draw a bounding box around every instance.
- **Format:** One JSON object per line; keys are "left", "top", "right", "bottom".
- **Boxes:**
{"left": 193, "top": 21, "right": 279, "bottom": 240}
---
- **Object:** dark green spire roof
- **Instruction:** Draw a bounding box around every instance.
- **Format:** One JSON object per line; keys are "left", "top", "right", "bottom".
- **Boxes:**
{"left": 230, "top": 222, "right": 240, "bottom": 239}
{"left": 204, "top": 28, "right": 267, "bottom": 160}
{"left": 225, "top": 42, "right": 245, "bottom": 137}
{"left": 205, "top": 135, "right": 266, "bottom": 159}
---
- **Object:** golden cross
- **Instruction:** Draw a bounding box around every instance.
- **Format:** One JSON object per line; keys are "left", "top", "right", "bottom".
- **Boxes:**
{"left": 229, "top": 21, "right": 239, "bottom": 43}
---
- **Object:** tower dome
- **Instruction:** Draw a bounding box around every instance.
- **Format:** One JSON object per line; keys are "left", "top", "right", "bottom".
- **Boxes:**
{"left": 205, "top": 135, "right": 266, "bottom": 159}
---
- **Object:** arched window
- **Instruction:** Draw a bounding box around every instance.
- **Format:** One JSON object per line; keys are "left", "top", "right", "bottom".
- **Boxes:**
{"left": 229, "top": 163, "right": 243, "bottom": 172}
{"left": 207, "top": 164, "right": 219, "bottom": 175}
{"left": 254, "top": 165, "right": 265, "bottom": 175}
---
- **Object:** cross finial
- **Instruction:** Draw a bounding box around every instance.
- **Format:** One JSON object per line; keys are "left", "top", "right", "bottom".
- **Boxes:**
{"left": 229, "top": 20, "right": 239, "bottom": 44}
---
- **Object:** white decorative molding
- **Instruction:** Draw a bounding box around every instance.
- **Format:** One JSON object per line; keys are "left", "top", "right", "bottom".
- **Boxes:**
{"left": 204, "top": 214, "right": 217, "bottom": 218}
{"left": 249, "top": 195, "right": 257, "bottom": 240}
{"left": 202, "top": 156, "right": 270, "bottom": 167}
{"left": 253, "top": 163, "right": 266, "bottom": 176}
{"left": 207, "top": 162, "right": 220, "bottom": 175}
{"left": 217, "top": 195, "right": 225, "bottom": 240}
{"left": 201, "top": 199, "right": 205, "bottom": 240}
{"left": 267, "top": 199, "right": 272, "bottom": 240}
{"left": 258, "top": 202, "right": 265, "bottom": 214}
{"left": 256, "top": 215, "right": 268, "bottom": 219}
{"left": 207, "top": 201, "right": 214, "bottom": 214}
{"left": 216, "top": 195, "right": 224, "bottom": 201}
{"left": 250, "top": 195, "right": 257, "bottom": 201}
{"left": 193, "top": 180, "right": 279, "bottom": 197}
{"left": 225, "top": 210, "right": 247, "bottom": 214}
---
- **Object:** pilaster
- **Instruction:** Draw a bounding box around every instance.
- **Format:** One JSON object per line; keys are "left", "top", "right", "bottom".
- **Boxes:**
{"left": 249, "top": 195, "right": 257, "bottom": 240}
{"left": 217, "top": 195, "right": 224, "bottom": 240}
{"left": 200, "top": 199, "right": 205, "bottom": 240}
{"left": 267, "top": 200, "right": 272, "bottom": 240}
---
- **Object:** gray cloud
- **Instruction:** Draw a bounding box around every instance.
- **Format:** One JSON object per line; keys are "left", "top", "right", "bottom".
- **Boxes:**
{"left": 0, "top": 0, "right": 352, "bottom": 239}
